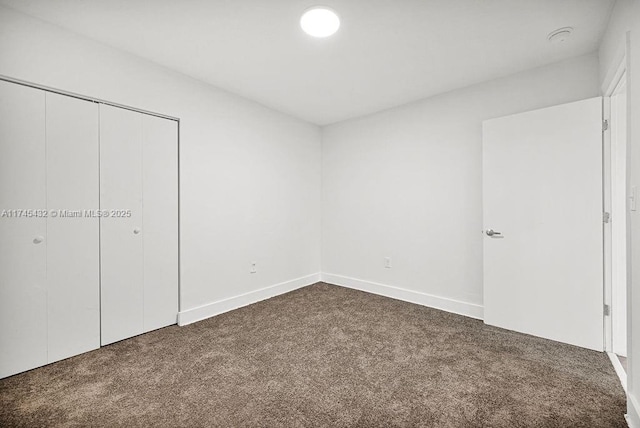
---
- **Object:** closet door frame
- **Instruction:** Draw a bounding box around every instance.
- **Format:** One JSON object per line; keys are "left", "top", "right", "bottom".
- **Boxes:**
{"left": 0, "top": 74, "right": 182, "bottom": 339}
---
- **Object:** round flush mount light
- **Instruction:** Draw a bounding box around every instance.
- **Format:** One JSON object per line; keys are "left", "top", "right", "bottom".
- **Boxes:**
{"left": 547, "top": 27, "right": 574, "bottom": 44}
{"left": 300, "top": 7, "right": 340, "bottom": 38}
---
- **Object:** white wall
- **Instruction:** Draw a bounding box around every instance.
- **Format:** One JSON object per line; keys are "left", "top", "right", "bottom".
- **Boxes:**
{"left": 600, "top": 0, "right": 640, "bottom": 425}
{"left": 322, "top": 53, "right": 601, "bottom": 317}
{"left": 0, "top": 5, "right": 322, "bottom": 317}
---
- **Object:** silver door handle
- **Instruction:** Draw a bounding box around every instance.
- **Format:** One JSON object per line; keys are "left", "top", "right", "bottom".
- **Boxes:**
{"left": 486, "top": 229, "right": 501, "bottom": 236}
{"left": 33, "top": 236, "right": 44, "bottom": 244}
{"left": 133, "top": 227, "right": 141, "bottom": 235}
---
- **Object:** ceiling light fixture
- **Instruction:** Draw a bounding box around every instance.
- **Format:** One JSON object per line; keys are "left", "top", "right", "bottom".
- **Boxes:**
{"left": 300, "top": 7, "right": 340, "bottom": 38}
{"left": 547, "top": 27, "right": 573, "bottom": 44}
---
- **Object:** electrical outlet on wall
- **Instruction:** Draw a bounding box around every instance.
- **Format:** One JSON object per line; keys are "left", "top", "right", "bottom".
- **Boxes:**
{"left": 250, "top": 261, "right": 257, "bottom": 274}
{"left": 384, "top": 257, "right": 392, "bottom": 269}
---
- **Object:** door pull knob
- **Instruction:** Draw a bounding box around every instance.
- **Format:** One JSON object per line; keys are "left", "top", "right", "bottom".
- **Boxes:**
{"left": 486, "top": 229, "right": 502, "bottom": 237}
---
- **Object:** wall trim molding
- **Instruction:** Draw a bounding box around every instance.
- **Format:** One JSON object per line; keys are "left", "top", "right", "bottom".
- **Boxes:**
{"left": 320, "top": 273, "right": 484, "bottom": 320}
{"left": 627, "top": 392, "right": 640, "bottom": 428}
{"left": 178, "top": 272, "right": 483, "bottom": 327}
{"left": 607, "top": 352, "right": 628, "bottom": 392}
{"left": 177, "top": 273, "right": 321, "bottom": 326}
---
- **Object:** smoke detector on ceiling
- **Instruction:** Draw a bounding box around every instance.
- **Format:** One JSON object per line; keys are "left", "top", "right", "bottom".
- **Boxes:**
{"left": 547, "top": 27, "right": 574, "bottom": 44}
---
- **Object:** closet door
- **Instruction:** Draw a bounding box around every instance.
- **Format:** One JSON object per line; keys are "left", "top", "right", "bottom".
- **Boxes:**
{"left": 100, "top": 105, "right": 144, "bottom": 345}
{"left": 46, "top": 93, "right": 100, "bottom": 362}
{"left": 0, "top": 81, "right": 47, "bottom": 378}
{"left": 142, "top": 115, "right": 179, "bottom": 332}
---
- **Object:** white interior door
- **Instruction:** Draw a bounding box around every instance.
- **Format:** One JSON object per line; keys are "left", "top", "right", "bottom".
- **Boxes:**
{"left": 142, "top": 115, "right": 179, "bottom": 332}
{"left": 100, "top": 104, "right": 144, "bottom": 345}
{"left": 0, "top": 81, "right": 47, "bottom": 378}
{"left": 482, "top": 97, "right": 603, "bottom": 351}
{"left": 46, "top": 92, "right": 100, "bottom": 363}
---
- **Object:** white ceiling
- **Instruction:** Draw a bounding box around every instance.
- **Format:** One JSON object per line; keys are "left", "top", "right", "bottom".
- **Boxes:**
{"left": 0, "top": 0, "right": 614, "bottom": 125}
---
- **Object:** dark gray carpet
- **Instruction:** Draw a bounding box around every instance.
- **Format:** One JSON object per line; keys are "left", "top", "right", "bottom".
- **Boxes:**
{"left": 0, "top": 282, "right": 627, "bottom": 427}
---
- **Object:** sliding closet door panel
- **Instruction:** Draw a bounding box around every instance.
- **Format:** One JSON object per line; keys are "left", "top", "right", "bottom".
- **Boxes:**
{"left": 0, "top": 81, "right": 47, "bottom": 378}
{"left": 100, "top": 104, "right": 144, "bottom": 346}
{"left": 142, "top": 115, "right": 179, "bottom": 332}
{"left": 46, "top": 93, "right": 100, "bottom": 362}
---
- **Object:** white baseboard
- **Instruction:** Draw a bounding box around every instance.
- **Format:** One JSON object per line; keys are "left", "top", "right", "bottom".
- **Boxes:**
{"left": 177, "top": 273, "right": 321, "bottom": 326}
{"left": 607, "top": 352, "right": 628, "bottom": 393}
{"left": 628, "top": 393, "right": 640, "bottom": 428}
{"left": 321, "top": 273, "right": 484, "bottom": 320}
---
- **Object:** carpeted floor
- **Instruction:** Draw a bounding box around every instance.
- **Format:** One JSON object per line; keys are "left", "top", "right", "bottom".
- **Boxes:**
{"left": 0, "top": 282, "right": 627, "bottom": 427}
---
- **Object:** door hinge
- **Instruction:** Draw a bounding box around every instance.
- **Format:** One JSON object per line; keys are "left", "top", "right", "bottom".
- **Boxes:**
{"left": 603, "top": 212, "right": 610, "bottom": 223}
{"left": 603, "top": 119, "right": 609, "bottom": 132}
{"left": 604, "top": 304, "right": 611, "bottom": 316}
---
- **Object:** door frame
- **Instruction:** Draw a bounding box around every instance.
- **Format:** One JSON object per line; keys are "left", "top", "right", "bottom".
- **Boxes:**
{"left": 602, "top": 52, "right": 629, "bottom": 389}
